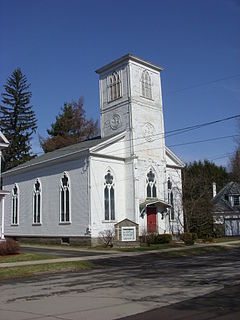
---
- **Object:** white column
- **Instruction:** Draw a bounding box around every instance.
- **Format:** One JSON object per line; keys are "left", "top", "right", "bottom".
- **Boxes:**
{"left": 1, "top": 197, "right": 5, "bottom": 240}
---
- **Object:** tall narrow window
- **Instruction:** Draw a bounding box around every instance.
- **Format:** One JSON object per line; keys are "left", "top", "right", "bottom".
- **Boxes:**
{"left": 60, "top": 172, "right": 71, "bottom": 223}
{"left": 146, "top": 169, "right": 157, "bottom": 198}
{"left": 12, "top": 184, "right": 19, "bottom": 225}
{"left": 108, "top": 72, "right": 121, "bottom": 101}
{"left": 141, "top": 70, "right": 152, "bottom": 99}
{"left": 168, "top": 178, "right": 174, "bottom": 220}
{"left": 104, "top": 170, "right": 115, "bottom": 220}
{"left": 33, "top": 179, "right": 41, "bottom": 224}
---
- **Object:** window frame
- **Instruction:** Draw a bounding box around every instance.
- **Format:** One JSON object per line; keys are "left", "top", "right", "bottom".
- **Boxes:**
{"left": 146, "top": 169, "right": 157, "bottom": 199}
{"left": 11, "top": 183, "right": 19, "bottom": 226}
{"left": 168, "top": 178, "right": 175, "bottom": 221}
{"left": 59, "top": 172, "right": 71, "bottom": 224}
{"left": 233, "top": 195, "right": 240, "bottom": 206}
{"left": 141, "top": 70, "right": 152, "bottom": 100}
{"left": 104, "top": 169, "right": 115, "bottom": 222}
{"left": 32, "top": 178, "right": 42, "bottom": 225}
{"left": 108, "top": 71, "right": 122, "bottom": 102}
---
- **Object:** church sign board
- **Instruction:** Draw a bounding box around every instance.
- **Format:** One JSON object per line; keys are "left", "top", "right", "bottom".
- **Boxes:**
{"left": 122, "top": 226, "right": 136, "bottom": 241}
{"left": 114, "top": 219, "right": 139, "bottom": 247}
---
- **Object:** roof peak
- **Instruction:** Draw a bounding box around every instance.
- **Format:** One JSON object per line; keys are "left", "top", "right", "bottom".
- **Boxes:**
{"left": 96, "top": 54, "right": 163, "bottom": 74}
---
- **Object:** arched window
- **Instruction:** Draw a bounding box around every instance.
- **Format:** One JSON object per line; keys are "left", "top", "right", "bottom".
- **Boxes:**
{"left": 33, "top": 179, "right": 41, "bottom": 224}
{"left": 60, "top": 172, "right": 71, "bottom": 223}
{"left": 141, "top": 70, "right": 152, "bottom": 99}
{"left": 146, "top": 169, "right": 157, "bottom": 198}
{"left": 12, "top": 184, "right": 19, "bottom": 225}
{"left": 104, "top": 170, "right": 115, "bottom": 220}
{"left": 108, "top": 72, "right": 121, "bottom": 101}
{"left": 168, "top": 178, "right": 174, "bottom": 220}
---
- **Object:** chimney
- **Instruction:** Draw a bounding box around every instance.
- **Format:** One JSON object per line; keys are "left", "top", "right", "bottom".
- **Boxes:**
{"left": 212, "top": 182, "right": 217, "bottom": 198}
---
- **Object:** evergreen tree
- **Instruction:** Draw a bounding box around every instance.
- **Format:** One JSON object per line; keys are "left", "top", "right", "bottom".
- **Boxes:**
{"left": 0, "top": 68, "right": 37, "bottom": 171}
{"left": 229, "top": 148, "right": 240, "bottom": 183}
{"left": 183, "top": 160, "right": 229, "bottom": 237}
{"left": 40, "top": 98, "right": 99, "bottom": 153}
{"left": 229, "top": 119, "right": 240, "bottom": 183}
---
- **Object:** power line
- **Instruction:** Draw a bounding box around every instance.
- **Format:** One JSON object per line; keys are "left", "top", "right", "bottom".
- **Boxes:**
{"left": 168, "top": 135, "right": 240, "bottom": 148}
{"left": 102, "top": 115, "right": 240, "bottom": 156}
{"left": 103, "top": 135, "right": 239, "bottom": 158}
{"left": 33, "top": 114, "right": 240, "bottom": 158}
{"left": 165, "top": 73, "right": 240, "bottom": 95}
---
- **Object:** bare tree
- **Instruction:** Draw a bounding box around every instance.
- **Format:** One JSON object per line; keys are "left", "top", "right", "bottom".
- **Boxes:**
{"left": 98, "top": 229, "right": 114, "bottom": 247}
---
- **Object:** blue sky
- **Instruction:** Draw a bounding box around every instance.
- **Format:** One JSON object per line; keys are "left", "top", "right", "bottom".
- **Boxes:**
{"left": 0, "top": 0, "right": 240, "bottom": 167}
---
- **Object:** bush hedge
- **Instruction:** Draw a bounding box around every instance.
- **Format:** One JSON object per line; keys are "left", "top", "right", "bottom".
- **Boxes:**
{"left": 145, "top": 233, "right": 172, "bottom": 245}
{"left": 0, "top": 239, "right": 20, "bottom": 255}
{"left": 181, "top": 232, "right": 197, "bottom": 245}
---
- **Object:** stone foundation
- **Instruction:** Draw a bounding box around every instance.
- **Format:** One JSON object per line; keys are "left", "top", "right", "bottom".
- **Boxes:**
{"left": 6, "top": 236, "right": 91, "bottom": 246}
{"left": 113, "top": 240, "right": 140, "bottom": 247}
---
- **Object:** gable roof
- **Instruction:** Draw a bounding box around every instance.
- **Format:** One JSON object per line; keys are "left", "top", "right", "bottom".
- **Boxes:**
{"left": 213, "top": 182, "right": 240, "bottom": 213}
{"left": 3, "top": 135, "right": 119, "bottom": 176}
{"left": 95, "top": 53, "right": 163, "bottom": 74}
{"left": 165, "top": 146, "right": 185, "bottom": 168}
{"left": 0, "top": 131, "right": 9, "bottom": 149}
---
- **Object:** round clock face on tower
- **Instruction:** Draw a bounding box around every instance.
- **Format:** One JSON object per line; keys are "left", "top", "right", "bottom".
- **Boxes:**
{"left": 110, "top": 113, "right": 122, "bottom": 130}
{"left": 143, "top": 122, "right": 156, "bottom": 142}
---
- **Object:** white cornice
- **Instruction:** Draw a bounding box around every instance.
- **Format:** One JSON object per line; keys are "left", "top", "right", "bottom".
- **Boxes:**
{"left": 96, "top": 54, "right": 163, "bottom": 74}
{"left": 165, "top": 146, "right": 185, "bottom": 168}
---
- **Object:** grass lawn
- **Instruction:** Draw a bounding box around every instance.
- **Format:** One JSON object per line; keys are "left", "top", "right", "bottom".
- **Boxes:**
{"left": 116, "top": 242, "right": 185, "bottom": 252}
{"left": 0, "top": 253, "right": 62, "bottom": 264}
{"left": 0, "top": 260, "right": 94, "bottom": 280}
{"left": 212, "top": 237, "right": 240, "bottom": 243}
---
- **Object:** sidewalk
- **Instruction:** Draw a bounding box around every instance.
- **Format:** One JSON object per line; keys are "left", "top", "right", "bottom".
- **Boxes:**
{"left": 1, "top": 240, "right": 240, "bottom": 268}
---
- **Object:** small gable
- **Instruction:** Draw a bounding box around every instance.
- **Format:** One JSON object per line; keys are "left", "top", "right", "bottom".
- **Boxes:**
{"left": 0, "top": 131, "right": 9, "bottom": 149}
{"left": 114, "top": 218, "right": 138, "bottom": 228}
{"left": 166, "top": 146, "right": 185, "bottom": 168}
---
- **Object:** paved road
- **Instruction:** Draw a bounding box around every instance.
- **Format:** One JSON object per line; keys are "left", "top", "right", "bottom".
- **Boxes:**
{"left": 0, "top": 247, "right": 240, "bottom": 320}
{"left": 118, "top": 284, "right": 240, "bottom": 320}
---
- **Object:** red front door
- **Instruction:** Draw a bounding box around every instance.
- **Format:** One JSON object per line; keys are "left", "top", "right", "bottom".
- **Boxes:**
{"left": 147, "top": 206, "right": 157, "bottom": 233}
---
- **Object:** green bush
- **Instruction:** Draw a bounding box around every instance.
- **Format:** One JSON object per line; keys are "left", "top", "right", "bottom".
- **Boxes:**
{"left": 145, "top": 233, "right": 157, "bottom": 245}
{"left": 0, "top": 239, "right": 20, "bottom": 255}
{"left": 182, "top": 232, "right": 195, "bottom": 246}
{"left": 156, "top": 234, "right": 172, "bottom": 244}
{"left": 191, "top": 233, "right": 198, "bottom": 241}
{"left": 203, "top": 236, "right": 214, "bottom": 243}
{"left": 213, "top": 224, "right": 225, "bottom": 238}
{"left": 145, "top": 233, "right": 172, "bottom": 245}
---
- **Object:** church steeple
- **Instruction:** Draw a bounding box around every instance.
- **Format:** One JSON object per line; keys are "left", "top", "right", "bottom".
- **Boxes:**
{"left": 96, "top": 54, "right": 165, "bottom": 160}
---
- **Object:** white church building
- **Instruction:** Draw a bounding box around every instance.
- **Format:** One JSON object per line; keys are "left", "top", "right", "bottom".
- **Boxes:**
{"left": 1, "top": 54, "right": 184, "bottom": 244}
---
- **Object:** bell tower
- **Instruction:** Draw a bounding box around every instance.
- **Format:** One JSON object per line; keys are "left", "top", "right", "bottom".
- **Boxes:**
{"left": 96, "top": 54, "right": 166, "bottom": 161}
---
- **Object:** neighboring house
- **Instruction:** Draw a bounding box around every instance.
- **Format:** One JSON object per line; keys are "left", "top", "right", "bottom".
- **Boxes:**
{"left": 213, "top": 182, "right": 240, "bottom": 236}
{"left": 0, "top": 131, "right": 10, "bottom": 240}
{"left": 2, "top": 54, "right": 185, "bottom": 245}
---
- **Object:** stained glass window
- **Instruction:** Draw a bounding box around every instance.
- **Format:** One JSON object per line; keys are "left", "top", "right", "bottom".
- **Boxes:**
{"left": 33, "top": 179, "right": 41, "bottom": 224}
{"left": 146, "top": 169, "right": 157, "bottom": 198}
{"left": 60, "top": 172, "right": 71, "bottom": 223}
{"left": 104, "top": 170, "right": 115, "bottom": 220}
{"left": 141, "top": 70, "right": 152, "bottom": 99}
{"left": 109, "top": 72, "right": 121, "bottom": 101}
{"left": 12, "top": 184, "right": 19, "bottom": 225}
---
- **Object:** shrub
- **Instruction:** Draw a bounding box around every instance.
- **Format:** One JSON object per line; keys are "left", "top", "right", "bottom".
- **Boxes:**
{"left": 145, "top": 233, "right": 157, "bottom": 245}
{"left": 213, "top": 224, "right": 225, "bottom": 238}
{"left": 191, "top": 233, "right": 198, "bottom": 241}
{"left": 203, "top": 236, "right": 215, "bottom": 243}
{"left": 98, "top": 229, "right": 114, "bottom": 247}
{"left": 145, "top": 233, "right": 172, "bottom": 245}
{"left": 182, "top": 232, "right": 195, "bottom": 245}
{"left": 156, "top": 234, "right": 172, "bottom": 244}
{"left": 0, "top": 239, "right": 20, "bottom": 255}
